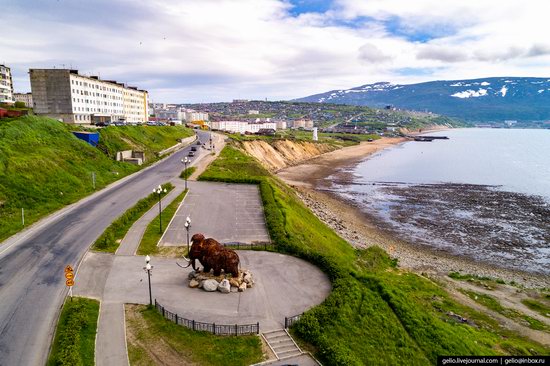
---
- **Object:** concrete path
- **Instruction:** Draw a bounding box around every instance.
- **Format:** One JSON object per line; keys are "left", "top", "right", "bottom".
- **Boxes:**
{"left": 74, "top": 251, "right": 331, "bottom": 332}
{"left": 96, "top": 302, "right": 128, "bottom": 366}
{"left": 160, "top": 181, "right": 270, "bottom": 246}
{"left": 116, "top": 185, "right": 185, "bottom": 256}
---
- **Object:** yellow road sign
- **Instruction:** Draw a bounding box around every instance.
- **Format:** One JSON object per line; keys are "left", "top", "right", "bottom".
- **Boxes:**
{"left": 65, "top": 272, "right": 74, "bottom": 280}
{"left": 66, "top": 279, "right": 75, "bottom": 287}
{"left": 65, "top": 265, "right": 73, "bottom": 273}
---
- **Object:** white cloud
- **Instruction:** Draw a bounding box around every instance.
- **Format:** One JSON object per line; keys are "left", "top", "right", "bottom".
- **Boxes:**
{"left": 1, "top": 0, "right": 550, "bottom": 102}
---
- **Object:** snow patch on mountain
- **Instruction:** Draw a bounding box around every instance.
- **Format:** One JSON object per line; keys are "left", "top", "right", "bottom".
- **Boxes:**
{"left": 451, "top": 89, "right": 488, "bottom": 98}
{"left": 499, "top": 86, "right": 508, "bottom": 97}
{"left": 480, "top": 82, "right": 491, "bottom": 86}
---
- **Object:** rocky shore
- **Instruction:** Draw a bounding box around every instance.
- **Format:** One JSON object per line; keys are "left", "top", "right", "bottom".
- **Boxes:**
{"left": 277, "top": 138, "right": 550, "bottom": 289}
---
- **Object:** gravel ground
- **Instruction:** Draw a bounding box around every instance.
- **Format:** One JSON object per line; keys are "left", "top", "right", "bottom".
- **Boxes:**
{"left": 294, "top": 187, "right": 550, "bottom": 289}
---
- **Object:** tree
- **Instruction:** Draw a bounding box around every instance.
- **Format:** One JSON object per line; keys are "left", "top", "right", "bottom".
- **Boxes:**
{"left": 14, "top": 101, "right": 26, "bottom": 108}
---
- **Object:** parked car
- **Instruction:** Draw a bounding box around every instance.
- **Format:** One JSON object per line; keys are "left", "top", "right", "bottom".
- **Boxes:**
{"left": 196, "top": 141, "right": 202, "bottom": 145}
{"left": 146, "top": 121, "right": 156, "bottom": 126}
{"left": 191, "top": 147, "right": 197, "bottom": 151}
{"left": 114, "top": 121, "right": 125, "bottom": 126}
{"left": 188, "top": 151, "right": 195, "bottom": 157}
{"left": 95, "top": 121, "right": 110, "bottom": 127}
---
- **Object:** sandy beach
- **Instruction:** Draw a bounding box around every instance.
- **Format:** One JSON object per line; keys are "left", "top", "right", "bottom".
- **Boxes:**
{"left": 277, "top": 138, "right": 550, "bottom": 289}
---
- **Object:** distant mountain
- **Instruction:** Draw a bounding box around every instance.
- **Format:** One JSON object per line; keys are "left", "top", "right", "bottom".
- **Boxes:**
{"left": 295, "top": 77, "right": 550, "bottom": 122}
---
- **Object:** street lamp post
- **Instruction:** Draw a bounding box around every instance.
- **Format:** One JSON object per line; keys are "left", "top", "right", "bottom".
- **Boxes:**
{"left": 184, "top": 216, "right": 191, "bottom": 253}
{"left": 181, "top": 157, "right": 190, "bottom": 190}
{"left": 154, "top": 185, "right": 167, "bottom": 234}
{"left": 143, "top": 255, "right": 153, "bottom": 306}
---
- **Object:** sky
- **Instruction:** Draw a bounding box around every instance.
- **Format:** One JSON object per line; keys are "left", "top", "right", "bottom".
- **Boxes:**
{"left": 2, "top": 0, "right": 550, "bottom": 103}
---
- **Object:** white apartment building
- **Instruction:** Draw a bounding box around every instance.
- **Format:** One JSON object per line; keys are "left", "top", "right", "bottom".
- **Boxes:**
{"left": 183, "top": 109, "right": 208, "bottom": 122}
{"left": 210, "top": 120, "right": 277, "bottom": 134}
{"left": 14, "top": 93, "right": 33, "bottom": 107}
{"left": 30, "top": 69, "right": 148, "bottom": 124}
{"left": 0, "top": 65, "right": 14, "bottom": 105}
{"left": 276, "top": 120, "right": 287, "bottom": 130}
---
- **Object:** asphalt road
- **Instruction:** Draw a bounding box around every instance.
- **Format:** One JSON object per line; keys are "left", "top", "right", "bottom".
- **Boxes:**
{"left": 0, "top": 129, "right": 211, "bottom": 366}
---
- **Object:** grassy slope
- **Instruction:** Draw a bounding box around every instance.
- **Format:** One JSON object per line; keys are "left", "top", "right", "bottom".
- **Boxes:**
{"left": 47, "top": 297, "right": 99, "bottom": 366}
{"left": 137, "top": 189, "right": 187, "bottom": 255}
{"left": 0, "top": 116, "right": 137, "bottom": 242}
{"left": 126, "top": 305, "right": 263, "bottom": 366}
{"left": 97, "top": 125, "right": 194, "bottom": 161}
{"left": 92, "top": 183, "right": 174, "bottom": 253}
{"left": 0, "top": 116, "right": 193, "bottom": 243}
{"left": 199, "top": 144, "right": 549, "bottom": 365}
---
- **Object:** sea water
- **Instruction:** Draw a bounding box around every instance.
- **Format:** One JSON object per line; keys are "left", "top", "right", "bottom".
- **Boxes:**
{"left": 330, "top": 128, "right": 550, "bottom": 274}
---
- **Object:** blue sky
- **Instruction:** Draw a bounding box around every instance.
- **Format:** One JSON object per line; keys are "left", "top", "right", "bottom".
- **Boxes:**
{"left": 2, "top": 0, "right": 549, "bottom": 102}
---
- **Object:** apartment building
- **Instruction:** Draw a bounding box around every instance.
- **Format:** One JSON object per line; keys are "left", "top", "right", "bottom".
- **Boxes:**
{"left": 0, "top": 65, "right": 14, "bottom": 105}
{"left": 183, "top": 109, "right": 208, "bottom": 122}
{"left": 30, "top": 69, "right": 148, "bottom": 124}
{"left": 210, "top": 120, "right": 277, "bottom": 134}
{"left": 14, "top": 93, "right": 33, "bottom": 107}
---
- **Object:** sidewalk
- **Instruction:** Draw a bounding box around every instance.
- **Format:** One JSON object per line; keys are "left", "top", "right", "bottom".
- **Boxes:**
{"left": 116, "top": 184, "right": 185, "bottom": 256}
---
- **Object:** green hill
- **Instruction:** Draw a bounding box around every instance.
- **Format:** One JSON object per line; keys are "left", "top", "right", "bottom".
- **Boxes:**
{"left": 0, "top": 116, "right": 193, "bottom": 242}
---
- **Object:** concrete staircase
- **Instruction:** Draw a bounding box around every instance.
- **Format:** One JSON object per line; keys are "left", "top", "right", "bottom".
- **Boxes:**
{"left": 262, "top": 329, "right": 303, "bottom": 360}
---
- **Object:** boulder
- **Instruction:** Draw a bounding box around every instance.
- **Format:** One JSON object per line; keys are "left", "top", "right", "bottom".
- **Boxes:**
{"left": 218, "top": 279, "right": 231, "bottom": 294}
{"left": 243, "top": 273, "right": 252, "bottom": 284}
{"left": 189, "top": 279, "right": 199, "bottom": 288}
{"left": 188, "top": 270, "right": 196, "bottom": 280}
{"left": 229, "top": 278, "right": 240, "bottom": 288}
{"left": 247, "top": 282, "right": 253, "bottom": 288}
{"left": 203, "top": 279, "right": 219, "bottom": 292}
{"left": 238, "top": 283, "right": 247, "bottom": 292}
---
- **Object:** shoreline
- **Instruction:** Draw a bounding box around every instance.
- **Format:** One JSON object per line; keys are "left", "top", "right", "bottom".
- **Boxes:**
{"left": 277, "top": 138, "right": 550, "bottom": 289}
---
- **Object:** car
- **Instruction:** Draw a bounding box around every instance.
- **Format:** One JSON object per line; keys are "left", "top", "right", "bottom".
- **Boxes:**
{"left": 146, "top": 121, "right": 156, "bottom": 126}
{"left": 196, "top": 141, "right": 201, "bottom": 145}
{"left": 188, "top": 151, "right": 195, "bottom": 157}
{"left": 191, "top": 146, "right": 197, "bottom": 151}
{"left": 114, "top": 121, "right": 125, "bottom": 126}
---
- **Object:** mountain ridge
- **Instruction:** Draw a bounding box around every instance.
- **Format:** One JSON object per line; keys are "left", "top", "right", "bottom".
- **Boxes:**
{"left": 294, "top": 77, "right": 550, "bottom": 122}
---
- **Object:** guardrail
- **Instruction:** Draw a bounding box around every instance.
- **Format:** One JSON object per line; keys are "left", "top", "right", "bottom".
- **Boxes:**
{"left": 222, "top": 242, "right": 273, "bottom": 251}
{"left": 284, "top": 313, "right": 303, "bottom": 329}
{"left": 155, "top": 300, "right": 259, "bottom": 335}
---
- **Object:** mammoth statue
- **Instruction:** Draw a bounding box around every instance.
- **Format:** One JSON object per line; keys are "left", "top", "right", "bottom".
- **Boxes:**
{"left": 180, "top": 233, "right": 240, "bottom": 277}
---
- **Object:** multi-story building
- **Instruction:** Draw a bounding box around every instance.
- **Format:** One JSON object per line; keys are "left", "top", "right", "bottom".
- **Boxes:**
{"left": 30, "top": 69, "right": 148, "bottom": 124}
{"left": 183, "top": 109, "right": 208, "bottom": 122}
{"left": 0, "top": 65, "right": 14, "bottom": 105}
{"left": 275, "top": 120, "right": 287, "bottom": 130}
{"left": 210, "top": 120, "right": 277, "bottom": 134}
{"left": 14, "top": 92, "right": 33, "bottom": 107}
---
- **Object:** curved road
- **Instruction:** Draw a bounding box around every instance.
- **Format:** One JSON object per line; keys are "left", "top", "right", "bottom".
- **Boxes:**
{"left": 0, "top": 130, "right": 210, "bottom": 366}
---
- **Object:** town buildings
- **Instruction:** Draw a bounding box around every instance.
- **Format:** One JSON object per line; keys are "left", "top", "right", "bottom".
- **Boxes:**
{"left": 210, "top": 120, "right": 277, "bottom": 134}
{"left": 30, "top": 69, "right": 148, "bottom": 124}
{"left": 0, "top": 65, "right": 14, "bottom": 105}
{"left": 14, "top": 92, "right": 33, "bottom": 107}
{"left": 288, "top": 119, "right": 314, "bottom": 129}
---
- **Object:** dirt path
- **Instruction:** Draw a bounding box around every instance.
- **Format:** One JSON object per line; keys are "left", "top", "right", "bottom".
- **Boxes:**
{"left": 442, "top": 282, "right": 550, "bottom": 346}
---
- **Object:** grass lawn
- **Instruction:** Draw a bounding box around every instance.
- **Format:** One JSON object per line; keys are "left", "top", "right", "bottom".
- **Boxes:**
{"left": 521, "top": 299, "right": 550, "bottom": 318}
{"left": 92, "top": 183, "right": 174, "bottom": 252}
{"left": 137, "top": 189, "right": 188, "bottom": 255}
{"left": 179, "top": 166, "right": 196, "bottom": 180}
{"left": 47, "top": 297, "right": 99, "bottom": 366}
{"left": 199, "top": 144, "right": 550, "bottom": 365}
{"left": 125, "top": 304, "right": 263, "bottom": 366}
